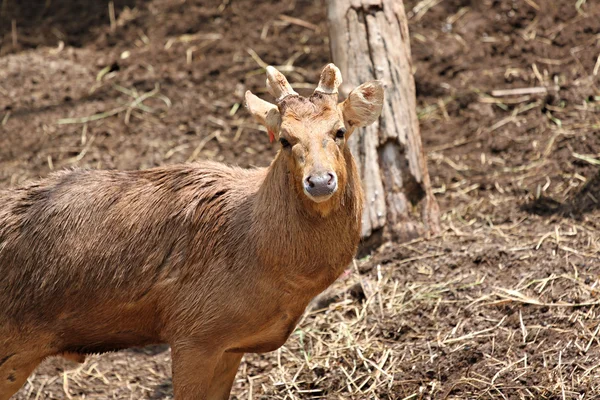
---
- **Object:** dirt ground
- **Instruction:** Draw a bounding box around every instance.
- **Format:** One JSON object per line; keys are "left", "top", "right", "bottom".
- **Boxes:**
{"left": 1, "top": 0, "right": 600, "bottom": 398}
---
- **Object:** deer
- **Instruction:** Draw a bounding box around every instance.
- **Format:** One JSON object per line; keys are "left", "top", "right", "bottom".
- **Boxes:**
{"left": 0, "top": 63, "right": 384, "bottom": 400}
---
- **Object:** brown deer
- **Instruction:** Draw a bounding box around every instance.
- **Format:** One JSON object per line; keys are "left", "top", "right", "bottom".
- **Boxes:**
{"left": 0, "top": 63, "right": 383, "bottom": 399}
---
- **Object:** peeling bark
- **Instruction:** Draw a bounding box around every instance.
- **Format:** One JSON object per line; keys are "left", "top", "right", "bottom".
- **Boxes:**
{"left": 327, "top": 0, "right": 440, "bottom": 243}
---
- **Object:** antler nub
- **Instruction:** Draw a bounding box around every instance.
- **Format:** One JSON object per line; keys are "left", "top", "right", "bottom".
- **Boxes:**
{"left": 265, "top": 66, "right": 298, "bottom": 103}
{"left": 315, "top": 63, "right": 342, "bottom": 95}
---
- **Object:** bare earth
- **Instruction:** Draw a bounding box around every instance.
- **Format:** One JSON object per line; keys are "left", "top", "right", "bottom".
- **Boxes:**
{"left": 1, "top": 0, "right": 600, "bottom": 398}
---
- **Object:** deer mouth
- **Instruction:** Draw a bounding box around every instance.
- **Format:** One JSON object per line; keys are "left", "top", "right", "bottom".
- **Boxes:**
{"left": 303, "top": 190, "right": 334, "bottom": 203}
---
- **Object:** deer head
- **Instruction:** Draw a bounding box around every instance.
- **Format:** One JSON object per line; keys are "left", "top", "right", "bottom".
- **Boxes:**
{"left": 246, "top": 63, "right": 384, "bottom": 216}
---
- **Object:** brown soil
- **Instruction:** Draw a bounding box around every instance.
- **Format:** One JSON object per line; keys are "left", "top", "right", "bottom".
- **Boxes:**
{"left": 1, "top": 0, "right": 600, "bottom": 399}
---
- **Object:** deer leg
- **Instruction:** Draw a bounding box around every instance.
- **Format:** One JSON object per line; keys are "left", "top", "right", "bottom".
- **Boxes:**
{"left": 206, "top": 352, "right": 243, "bottom": 400}
{"left": 171, "top": 343, "right": 224, "bottom": 400}
{"left": 0, "top": 352, "right": 42, "bottom": 400}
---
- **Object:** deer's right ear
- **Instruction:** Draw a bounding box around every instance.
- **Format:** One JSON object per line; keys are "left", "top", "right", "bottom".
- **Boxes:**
{"left": 245, "top": 91, "right": 281, "bottom": 143}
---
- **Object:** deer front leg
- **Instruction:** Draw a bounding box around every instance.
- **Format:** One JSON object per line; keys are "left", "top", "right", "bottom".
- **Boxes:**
{"left": 207, "top": 352, "right": 243, "bottom": 400}
{"left": 171, "top": 343, "right": 220, "bottom": 400}
{"left": 171, "top": 343, "right": 242, "bottom": 400}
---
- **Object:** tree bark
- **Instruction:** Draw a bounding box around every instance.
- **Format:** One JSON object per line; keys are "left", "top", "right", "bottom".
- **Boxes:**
{"left": 327, "top": 0, "right": 440, "bottom": 244}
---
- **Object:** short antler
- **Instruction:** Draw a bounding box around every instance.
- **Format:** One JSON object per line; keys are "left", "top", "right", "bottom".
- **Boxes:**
{"left": 265, "top": 66, "right": 298, "bottom": 102}
{"left": 314, "top": 63, "right": 342, "bottom": 96}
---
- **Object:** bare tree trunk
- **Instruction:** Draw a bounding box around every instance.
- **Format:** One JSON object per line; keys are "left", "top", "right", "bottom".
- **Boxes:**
{"left": 327, "top": 0, "right": 440, "bottom": 244}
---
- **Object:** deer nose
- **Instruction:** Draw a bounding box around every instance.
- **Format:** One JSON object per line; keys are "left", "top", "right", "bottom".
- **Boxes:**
{"left": 304, "top": 172, "right": 338, "bottom": 198}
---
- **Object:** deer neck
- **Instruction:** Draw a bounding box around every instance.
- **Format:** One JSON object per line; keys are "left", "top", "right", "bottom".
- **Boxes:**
{"left": 252, "top": 148, "right": 363, "bottom": 289}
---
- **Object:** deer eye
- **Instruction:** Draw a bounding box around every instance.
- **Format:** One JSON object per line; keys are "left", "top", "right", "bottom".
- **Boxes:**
{"left": 279, "top": 137, "right": 291, "bottom": 148}
{"left": 335, "top": 128, "right": 347, "bottom": 139}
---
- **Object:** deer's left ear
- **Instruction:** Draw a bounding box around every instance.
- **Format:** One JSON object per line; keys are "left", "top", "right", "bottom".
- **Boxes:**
{"left": 245, "top": 90, "right": 281, "bottom": 143}
{"left": 340, "top": 81, "right": 384, "bottom": 130}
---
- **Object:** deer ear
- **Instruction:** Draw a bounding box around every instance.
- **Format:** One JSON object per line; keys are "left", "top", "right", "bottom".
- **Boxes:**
{"left": 340, "top": 81, "right": 384, "bottom": 129}
{"left": 245, "top": 91, "right": 281, "bottom": 143}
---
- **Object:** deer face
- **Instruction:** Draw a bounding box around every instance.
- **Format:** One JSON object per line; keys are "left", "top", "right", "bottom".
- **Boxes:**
{"left": 246, "top": 64, "right": 383, "bottom": 215}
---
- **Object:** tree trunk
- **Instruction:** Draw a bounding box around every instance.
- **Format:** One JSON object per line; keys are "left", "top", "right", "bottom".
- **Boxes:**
{"left": 327, "top": 0, "right": 440, "bottom": 244}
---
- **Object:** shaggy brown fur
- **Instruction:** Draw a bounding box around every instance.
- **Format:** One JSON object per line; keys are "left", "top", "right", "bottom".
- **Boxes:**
{"left": 0, "top": 64, "right": 383, "bottom": 400}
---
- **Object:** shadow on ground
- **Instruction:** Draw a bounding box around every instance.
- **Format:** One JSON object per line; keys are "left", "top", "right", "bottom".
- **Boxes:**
{"left": 522, "top": 168, "right": 600, "bottom": 218}
{"left": 149, "top": 380, "right": 173, "bottom": 400}
{"left": 131, "top": 344, "right": 173, "bottom": 399}
{"left": 126, "top": 344, "right": 170, "bottom": 356}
